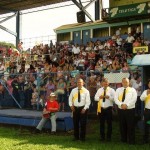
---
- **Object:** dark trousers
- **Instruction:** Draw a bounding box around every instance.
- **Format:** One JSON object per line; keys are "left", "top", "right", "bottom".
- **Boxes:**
{"left": 73, "top": 106, "right": 87, "bottom": 140}
{"left": 118, "top": 108, "right": 135, "bottom": 144}
{"left": 135, "top": 96, "right": 141, "bottom": 116}
{"left": 98, "top": 107, "right": 112, "bottom": 140}
{"left": 144, "top": 109, "right": 150, "bottom": 142}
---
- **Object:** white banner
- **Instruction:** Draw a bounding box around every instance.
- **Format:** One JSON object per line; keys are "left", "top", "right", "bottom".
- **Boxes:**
{"left": 104, "top": 72, "right": 130, "bottom": 83}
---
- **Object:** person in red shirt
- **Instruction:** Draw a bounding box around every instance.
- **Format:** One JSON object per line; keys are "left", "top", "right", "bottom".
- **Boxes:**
{"left": 8, "top": 46, "right": 13, "bottom": 56}
{"left": 34, "top": 93, "right": 59, "bottom": 134}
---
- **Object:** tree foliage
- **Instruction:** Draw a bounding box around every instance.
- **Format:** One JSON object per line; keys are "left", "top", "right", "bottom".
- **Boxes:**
{"left": 0, "top": 41, "right": 16, "bottom": 49}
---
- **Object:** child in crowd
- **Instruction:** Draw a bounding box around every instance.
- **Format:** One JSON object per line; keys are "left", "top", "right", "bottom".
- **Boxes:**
{"left": 34, "top": 92, "right": 59, "bottom": 134}
{"left": 31, "top": 88, "right": 38, "bottom": 110}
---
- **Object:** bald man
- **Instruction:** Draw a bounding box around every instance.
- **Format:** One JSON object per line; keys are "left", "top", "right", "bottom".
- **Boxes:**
{"left": 69, "top": 78, "right": 91, "bottom": 142}
{"left": 95, "top": 78, "right": 115, "bottom": 141}
{"left": 115, "top": 78, "right": 137, "bottom": 144}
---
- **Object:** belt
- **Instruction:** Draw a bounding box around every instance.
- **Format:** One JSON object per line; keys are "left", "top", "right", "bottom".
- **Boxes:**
{"left": 145, "top": 108, "right": 150, "bottom": 111}
{"left": 101, "top": 106, "right": 112, "bottom": 110}
{"left": 74, "top": 106, "right": 84, "bottom": 109}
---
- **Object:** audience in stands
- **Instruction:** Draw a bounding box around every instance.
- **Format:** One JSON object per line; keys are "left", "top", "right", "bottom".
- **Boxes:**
{"left": 0, "top": 29, "right": 149, "bottom": 112}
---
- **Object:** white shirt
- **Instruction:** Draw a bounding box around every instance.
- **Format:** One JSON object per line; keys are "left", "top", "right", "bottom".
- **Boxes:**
{"left": 116, "top": 29, "right": 120, "bottom": 36}
{"left": 115, "top": 87, "right": 137, "bottom": 109}
{"left": 140, "top": 90, "right": 150, "bottom": 109}
{"left": 72, "top": 46, "right": 80, "bottom": 54}
{"left": 126, "top": 36, "right": 135, "bottom": 43}
{"left": 95, "top": 87, "right": 115, "bottom": 108}
{"left": 78, "top": 59, "right": 85, "bottom": 66}
{"left": 132, "top": 81, "right": 142, "bottom": 96}
{"left": 116, "top": 37, "right": 122, "bottom": 46}
{"left": 69, "top": 87, "right": 91, "bottom": 110}
{"left": 0, "top": 64, "right": 4, "bottom": 73}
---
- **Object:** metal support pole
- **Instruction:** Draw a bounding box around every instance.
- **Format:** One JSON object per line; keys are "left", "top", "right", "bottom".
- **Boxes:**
{"left": 0, "top": 80, "right": 22, "bottom": 109}
{"left": 16, "top": 11, "right": 22, "bottom": 48}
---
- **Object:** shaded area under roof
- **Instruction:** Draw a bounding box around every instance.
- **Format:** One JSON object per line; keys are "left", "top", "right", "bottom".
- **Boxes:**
{"left": 0, "top": 0, "right": 70, "bottom": 15}
{"left": 131, "top": 54, "right": 150, "bottom": 66}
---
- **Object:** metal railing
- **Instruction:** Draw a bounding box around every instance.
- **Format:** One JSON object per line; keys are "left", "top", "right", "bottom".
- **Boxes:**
{"left": 0, "top": 68, "right": 143, "bottom": 114}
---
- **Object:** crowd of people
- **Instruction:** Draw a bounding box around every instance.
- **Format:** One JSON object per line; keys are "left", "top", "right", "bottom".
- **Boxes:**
{"left": 0, "top": 31, "right": 148, "bottom": 108}
{"left": 0, "top": 30, "right": 150, "bottom": 144}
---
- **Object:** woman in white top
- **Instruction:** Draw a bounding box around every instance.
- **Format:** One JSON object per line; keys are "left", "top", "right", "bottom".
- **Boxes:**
{"left": 140, "top": 79, "right": 150, "bottom": 144}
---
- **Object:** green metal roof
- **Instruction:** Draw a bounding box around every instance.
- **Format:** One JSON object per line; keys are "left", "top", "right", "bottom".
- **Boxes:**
{"left": 55, "top": 18, "right": 150, "bottom": 34}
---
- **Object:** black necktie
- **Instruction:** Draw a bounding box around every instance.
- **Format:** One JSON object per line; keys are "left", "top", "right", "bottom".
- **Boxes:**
{"left": 122, "top": 88, "right": 126, "bottom": 102}
{"left": 103, "top": 88, "right": 106, "bottom": 102}
{"left": 78, "top": 89, "right": 81, "bottom": 103}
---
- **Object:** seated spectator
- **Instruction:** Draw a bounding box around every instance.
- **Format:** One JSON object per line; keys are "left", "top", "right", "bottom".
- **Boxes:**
{"left": 55, "top": 78, "right": 66, "bottom": 111}
{"left": 133, "top": 39, "right": 141, "bottom": 47}
{"left": 85, "top": 42, "right": 92, "bottom": 52}
{"left": 51, "top": 64, "right": 57, "bottom": 75}
{"left": 78, "top": 56, "right": 85, "bottom": 71}
{"left": 95, "top": 62, "right": 102, "bottom": 74}
{"left": 6, "top": 76, "right": 14, "bottom": 94}
{"left": 17, "top": 41, "right": 23, "bottom": 52}
{"left": 121, "top": 62, "right": 129, "bottom": 72}
{"left": 0, "top": 62, "right": 4, "bottom": 78}
{"left": 107, "top": 64, "right": 114, "bottom": 73}
{"left": 101, "top": 60, "right": 108, "bottom": 72}
{"left": 72, "top": 44, "right": 80, "bottom": 56}
{"left": 57, "top": 67, "right": 63, "bottom": 80}
{"left": 88, "top": 50, "right": 96, "bottom": 61}
{"left": 112, "top": 60, "right": 121, "bottom": 71}
{"left": 126, "top": 54, "right": 132, "bottom": 64}
{"left": 112, "top": 33, "right": 117, "bottom": 42}
{"left": 71, "top": 66, "right": 80, "bottom": 78}
{"left": 31, "top": 88, "right": 38, "bottom": 110}
{"left": 105, "top": 56, "right": 112, "bottom": 65}
{"left": 34, "top": 93, "right": 59, "bottom": 134}
{"left": 59, "top": 56, "right": 65, "bottom": 67}
{"left": 95, "top": 76, "right": 102, "bottom": 90}
{"left": 45, "top": 80, "right": 55, "bottom": 99}
{"left": 68, "top": 64, "right": 74, "bottom": 72}
{"left": 116, "top": 35, "right": 122, "bottom": 47}
{"left": 44, "top": 62, "right": 51, "bottom": 73}
{"left": 67, "top": 77, "right": 76, "bottom": 94}
{"left": 8, "top": 46, "right": 13, "bottom": 56}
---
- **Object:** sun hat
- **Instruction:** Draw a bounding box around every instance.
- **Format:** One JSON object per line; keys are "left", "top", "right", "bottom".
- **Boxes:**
{"left": 50, "top": 92, "right": 56, "bottom": 97}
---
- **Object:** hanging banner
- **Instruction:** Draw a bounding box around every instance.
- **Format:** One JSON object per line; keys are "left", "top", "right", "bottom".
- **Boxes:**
{"left": 133, "top": 46, "right": 149, "bottom": 53}
{"left": 109, "top": 2, "right": 148, "bottom": 19}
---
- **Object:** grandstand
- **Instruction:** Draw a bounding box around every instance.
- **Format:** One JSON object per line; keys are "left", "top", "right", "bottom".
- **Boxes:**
{"left": 0, "top": 0, "right": 149, "bottom": 132}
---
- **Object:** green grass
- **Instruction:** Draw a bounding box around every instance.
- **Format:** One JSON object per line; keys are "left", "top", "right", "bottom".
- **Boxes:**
{"left": 0, "top": 120, "right": 149, "bottom": 150}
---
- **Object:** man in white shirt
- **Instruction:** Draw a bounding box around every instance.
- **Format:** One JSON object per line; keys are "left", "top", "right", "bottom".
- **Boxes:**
{"left": 140, "top": 79, "right": 150, "bottom": 144}
{"left": 115, "top": 78, "right": 137, "bottom": 144}
{"left": 126, "top": 33, "right": 135, "bottom": 43}
{"left": 125, "top": 33, "right": 135, "bottom": 53}
{"left": 116, "top": 28, "right": 121, "bottom": 36}
{"left": 132, "top": 76, "right": 142, "bottom": 116}
{"left": 95, "top": 78, "right": 115, "bottom": 141}
{"left": 72, "top": 44, "right": 80, "bottom": 56}
{"left": 69, "top": 78, "right": 91, "bottom": 142}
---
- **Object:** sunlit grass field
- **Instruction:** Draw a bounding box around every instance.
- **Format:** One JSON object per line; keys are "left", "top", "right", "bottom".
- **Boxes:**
{"left": 0, "top": 119, "right": 149, "bottom": 150}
